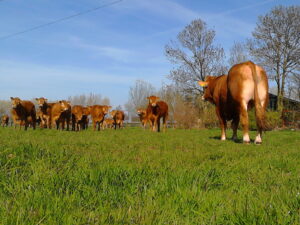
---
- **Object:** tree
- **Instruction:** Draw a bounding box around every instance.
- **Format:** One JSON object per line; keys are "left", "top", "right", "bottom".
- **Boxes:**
{"left": 125, "top": 80, "right": 156, "bottom": 113}
{"left": 68, "top": 93, "right": 110, "bottom": 106}
{"left": 165, "top": 19, "right": 227, "bottom": 96}
{"left": 228, "top": 41, "right": 249, "bottom": 67}
{"left": 248, "top": 5, "right": 300, "bottom": 113}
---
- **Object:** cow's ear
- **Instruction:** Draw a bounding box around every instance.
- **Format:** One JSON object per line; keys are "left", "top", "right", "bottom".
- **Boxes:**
{"left": 59, "top": 100, "right": 62, "bottom": 103}
{"left": 198, "top": 81, "right": 208, "bottom": 87}
{"left": 35, "top": 98, "right": 39, "bottom": 101}
{"left": 147, "top": 97, "right": 150, "bottom": 99}
{"left": 108, "top": 106, "right": 112, "bottom": 109}
{"left": 67, "top": 101, "right": 71, "bottom": 104}
{"left": 156, "top": 96, "right": 160, "bottom": 100}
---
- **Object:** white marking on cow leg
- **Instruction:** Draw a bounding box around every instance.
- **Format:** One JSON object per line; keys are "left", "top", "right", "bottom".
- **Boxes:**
{"left": 254, "top": 133, "right": 262, "bottom": 144}
{"left": 243, "top": 133, "right": 250, "bottom": 143}
{"left": 221, "top": 134, "right": 226, "bottom": 141}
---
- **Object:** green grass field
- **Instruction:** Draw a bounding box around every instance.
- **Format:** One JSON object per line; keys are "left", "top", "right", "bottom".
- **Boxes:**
{"left": 0, "top": 127, "right": 299, "bottom": 224}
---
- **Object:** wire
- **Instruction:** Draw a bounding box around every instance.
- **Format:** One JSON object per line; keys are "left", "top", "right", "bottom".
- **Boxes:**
{"left": 0, "top": 0, "right": 123, "bottom": 40}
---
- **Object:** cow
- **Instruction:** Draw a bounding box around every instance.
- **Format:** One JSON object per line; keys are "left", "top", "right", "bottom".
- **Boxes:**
{"left": 10, "top": 97, "right": 36, "bottom": 130}
{"left": 102, "top": 118, "right": 114, "bottom": 129}
{"left": 146, "top": 96, "right": 168, "bottom": 132}
{"left": 110, "top": 110, "right": 125, "bottom": 129}
{"left": 35, "top": 97, "right": 53, "bottom": 128}
{"left": 89, "top": 105, "right": 111, "bottom": 131}
{"left": 136, "top": 108, "right": 148, "bottom": 129}
{"left": 50, "top": 100, "right": 71, "bottom": 130}
{"left": 1, "top": 114, "right": 9, "bottom": 127}
{"left": 198, "top": 61, "right": 269, "bottom": 144}
{"left": 71, "top": 105, "right": 85, "bottom": 131}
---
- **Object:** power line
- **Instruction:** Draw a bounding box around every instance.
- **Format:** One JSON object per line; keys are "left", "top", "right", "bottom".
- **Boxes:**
{"left": 0, "top": 0, "right": 123, "bottom": 40}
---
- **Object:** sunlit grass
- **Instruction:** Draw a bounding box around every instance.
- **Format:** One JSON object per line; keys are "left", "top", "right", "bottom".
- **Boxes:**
{"left": 0, "top": 127, "right": 299, "bottom": 224}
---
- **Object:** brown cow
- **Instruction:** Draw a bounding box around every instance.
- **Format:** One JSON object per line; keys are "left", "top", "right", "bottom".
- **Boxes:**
{"left": 35, "top": 97, "right": 54, "bottom": 128}
{"left": 198, "top": 61, "right": 269, "bottom": 144}
{"left": 137, "top": 108, "right": 148, "bottom": 129}
{"left": 102, "top": 118, "right": 114, "bottom": 129}
{"left": 1, "top": 114, "right": 9, "bottom": 127}
{"left": 110, "top": 110, "right": 125, "bottom": 129}
{"left": 50, "top": 100, "right": 71, "bottom": 130}
{"left": 146, "top": 96, "right": 168, "bottom": 132}
{"left": 71, "top": 105, "right": 84, "bottom": 131}
{"left": 10, "top": 97, "right": 36, "bottom": 130}
{"left": 89, "top": 105, "right": 111, "bottom": 131}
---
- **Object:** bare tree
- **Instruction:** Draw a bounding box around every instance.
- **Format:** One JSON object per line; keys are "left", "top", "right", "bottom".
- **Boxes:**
{"left": 125, "top": 80, "right": 156, "bottom": 113}
{"left": 228, "top": 41, "right": 249, "bottom": 67}
{"left": 68, "top": 93, "right": 110, "bottom": 106}
{"left": 248, "top": 5, "right": 300, "bottom": 112}
{"left": 165, "top": 19, "right": 227, "bottom": 96}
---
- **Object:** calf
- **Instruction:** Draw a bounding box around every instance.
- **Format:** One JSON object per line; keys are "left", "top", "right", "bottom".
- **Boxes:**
{"left": 102, "top": 118, "right": 114, "bottom": 129}
{"left": 198, "top": 61, "right": 268, "bottom": 144}
{"left": 81, "top": 107, "right": 90, "bottom": 130}
{"left": 71, "top": 105, "right": 84, "bottom": 131}
{"left": 110, "top": 110, "right": 125, "bottom": 129}
{"left": 51, "top": 100, "right": 71, "bottom": 130}
{"left": 10, "top": 97, "right": 36, "bottom": 130}
{"left": 136, "top": 108, "right": 148, "bottom": 129}
{"left": 89, "top": 105, "right": 111, "bottom": 131}
{"left": 146, "top": 96, "right": 168, "bottom": 132}
{"left": 1, "top": 114, "right": 9, "bottom": 127}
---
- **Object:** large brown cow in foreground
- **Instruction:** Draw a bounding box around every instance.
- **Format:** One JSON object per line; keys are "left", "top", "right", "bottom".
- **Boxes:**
{"left": 198, "top": 61, "right": 268, "bottom": 144}
{"left": 10, "top": 97, "right": 36, "bottom": 130}
{"left": 1, "top": 114, "right": 9, "bottom": 127}
{"left": 51, "top": 100, "right": 71, "bottom": 130}
{"left": 89, "top": 105, "right": 111, "bottom": 131}
{"left": 137, "top": 108, "right": 148, "bottom": 129}
{"left": 146, "top": 96, "right": 168, "bottom": 132}
{"left": 110, "top": 110, "right": 125, "bottom": 129}
{"left": 35, "top": 97, "right": 53, "bottom": 128}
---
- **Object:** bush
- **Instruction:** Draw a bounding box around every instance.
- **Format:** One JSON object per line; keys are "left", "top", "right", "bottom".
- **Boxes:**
{"left": 248, "top": 110, "right": 282, "bottom": 131}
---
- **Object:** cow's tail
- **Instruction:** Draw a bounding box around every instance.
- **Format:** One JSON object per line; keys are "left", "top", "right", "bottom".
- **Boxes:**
{"left": 249, "top": 61, "right": 266, "bottom": 131}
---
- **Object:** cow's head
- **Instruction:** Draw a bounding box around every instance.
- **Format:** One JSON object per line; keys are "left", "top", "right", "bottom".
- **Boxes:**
{"left": 35, "top": 97, "right": 48, "bottom": 108}
{"left": 10, "top": 97, "right": 21, "bottom": 109}
{"left": 198, "top": 76, "right": 215, "bottom": 102}
{"left": 147, "top": 96, "right": 160, "bottom": 107}
{"left": 102, "top": 105, "right": 112, "bottom": 115}
{"left": 137, "top": 108, "right": 146, "bottom": 116}
{"left": 110, "top": 110, "right": 117, "bottom": 117}
{"left": 59, "top": 100, "right": 71, "bottom": 112}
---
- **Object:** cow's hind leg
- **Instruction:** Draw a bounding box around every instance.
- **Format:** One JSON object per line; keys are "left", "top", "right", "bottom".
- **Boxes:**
{"left": 240, "top": 102, "right": 250, "bottom": 143}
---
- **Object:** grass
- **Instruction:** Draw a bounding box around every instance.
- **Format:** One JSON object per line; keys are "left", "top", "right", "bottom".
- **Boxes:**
{"left": 0, "top": 126, "right": 299, "bottom": 224}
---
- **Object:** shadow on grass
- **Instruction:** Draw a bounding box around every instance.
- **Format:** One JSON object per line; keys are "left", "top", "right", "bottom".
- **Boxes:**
{"left": 209, "top": 136, "right": 250, "bottom": 144}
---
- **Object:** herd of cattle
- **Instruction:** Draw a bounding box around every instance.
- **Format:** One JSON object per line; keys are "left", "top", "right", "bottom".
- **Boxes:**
{"left": 1, "top": 95, "right": 169, "bottom": 133}
{"left": 1, "top": 61, "right": 269, "bottom": 144}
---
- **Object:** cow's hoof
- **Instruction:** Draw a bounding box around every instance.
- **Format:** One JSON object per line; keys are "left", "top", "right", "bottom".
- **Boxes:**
{"left": 254, "top": 141, "right": 262, "bottom": 145}
{"left": 243, "top": 141, "right": 251, "bottom": 144}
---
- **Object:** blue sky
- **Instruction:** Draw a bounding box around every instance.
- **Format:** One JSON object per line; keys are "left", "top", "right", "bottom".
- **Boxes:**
{"left": 0, "top": 0, "right": 298, "bottom": 107}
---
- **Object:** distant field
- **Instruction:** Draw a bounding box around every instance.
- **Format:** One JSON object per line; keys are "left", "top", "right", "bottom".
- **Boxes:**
{"left": 0, "top": 127, "right": 299, "bottom": 224}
